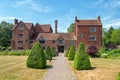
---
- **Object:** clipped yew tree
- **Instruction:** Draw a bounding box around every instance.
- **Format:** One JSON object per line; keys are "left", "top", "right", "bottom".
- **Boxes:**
{"left": 74, "top": 42, "right": 91, "bottom": 70}
{"left": 45, "top": 46, "right": 52, "bottom": 61}
{"left": 68, "top": 45, "right": 76, "bottom": 60}
{"left": 27, "top": 42, "right": 46, "bottom": 69}
{"left": 51, "top": 47, "right": 56, "bottom": 57}
{"left": 65, "top": 47, "right": 70, "bottom": 57}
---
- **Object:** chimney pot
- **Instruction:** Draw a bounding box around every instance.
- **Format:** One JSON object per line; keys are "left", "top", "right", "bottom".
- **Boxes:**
{"left": 75, "top": 16, "right": 77, "bottom": 21}
{"left": 14, "top": 19, "right": 18, "bottom": 25}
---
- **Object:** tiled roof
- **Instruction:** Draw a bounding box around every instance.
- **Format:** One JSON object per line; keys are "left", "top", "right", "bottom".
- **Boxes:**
{"left": 34, "top": 24, "right": 52, "bottom": 33}
{"left": 36, "top": 33, "right": 76, "bottom": 40}
{"left": 76, "top": 19, "right": 102, "bottom": 26}
{"left": 25, "top": 23, "right": 33, "bottom": 30}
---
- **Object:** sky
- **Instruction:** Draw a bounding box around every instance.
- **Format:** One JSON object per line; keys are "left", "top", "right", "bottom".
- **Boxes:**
{"left": 0, "top": 0, "right": 120, "bottom": 32}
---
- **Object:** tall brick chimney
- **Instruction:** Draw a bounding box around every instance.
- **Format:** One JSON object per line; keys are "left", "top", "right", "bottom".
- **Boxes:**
{"left": 14, "top": 19, "right": 18, "bottom": 25}
{"left": 75, "top": 16, "right": 77, "bottom": 21}
{"left": 97, "top": 16, "right": 101, "bottom": 22}
{"left": 55, "top": 20, "right": 57, "bottom": 33}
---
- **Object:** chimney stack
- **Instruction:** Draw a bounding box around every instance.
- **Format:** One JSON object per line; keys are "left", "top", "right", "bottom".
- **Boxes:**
{"left": 14, "top": 19, "right": 18, "bottom": 25}
{"left": 97, "top": 16, "right": 101, "bottom": 22}
{"left": 75, "top": 16, "right": 77, "bottom": 21}
{"left": 55, "top": 20, "right": 58, "bottom": 33}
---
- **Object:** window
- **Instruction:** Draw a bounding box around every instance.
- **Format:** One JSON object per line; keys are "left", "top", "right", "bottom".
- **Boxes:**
{"left": 59, "top": 39, "right": 64, "bottom": 44}
{"left": 90, "top": 28, "right": 96, "bottom": 32}
{"left": 52, "top": 40, "right": 56, "bottom": 44}
{"left": 30, "top": 40, "right": 33, "bottom": 43}
{"left": 90, "top": 36, "right": 96, "bottom": 41}
{"left": 39, "top": 38, "right": 46, "bottom": 43}
{"left": 80, "top": 33, "right": 83, "bottom": 37}
{"left": 70, "top": 40, "right": 75, "bottom": 45}
{"left": 18, "top": 34, "right": 23, "bottom": 37}
{"left": 18, "top": 47, "right": 24, "bottom": 50}
{"left": 18, "top": 41, "right": 23, "bottom": 44}
{"left": 18, "top": 26, "right": 24, "bottom": 30}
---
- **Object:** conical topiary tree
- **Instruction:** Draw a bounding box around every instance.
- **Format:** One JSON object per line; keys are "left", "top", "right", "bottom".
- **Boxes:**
{"left": 74, "top": 42, "right": 91, "bottom": 70}
{"left": 68, "top": 45, "right": 76, "bottom": 60}
{"left": 51, "top": 47, "right": 56, "bottom": 57}
{"left": 27, "top": 42, "right": 46, "bottom": 69}
{"left": 45, "top": 46, "right": 52, "bottom": 61}
{"left": 65, "top": 47, "right": 70, "bottom": 57}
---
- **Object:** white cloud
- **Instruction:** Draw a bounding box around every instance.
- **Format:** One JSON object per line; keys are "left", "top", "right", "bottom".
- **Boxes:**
{"left": 104, "top": 21, "right": 120, "bottom": 28}
{"left": 94, "top": 0, "right": 104, "bottom": 5}
{"left": 13, "top": 0, "right": 52, "bottom": 13}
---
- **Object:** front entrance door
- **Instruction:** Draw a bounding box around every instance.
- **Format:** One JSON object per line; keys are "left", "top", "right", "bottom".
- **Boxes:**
{"left": 58, "top": 46, "right": 64, "bottom": 53}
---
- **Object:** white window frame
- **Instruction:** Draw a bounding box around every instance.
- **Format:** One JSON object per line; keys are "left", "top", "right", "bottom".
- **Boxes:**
{"left": 90, "top": 27, "right": 96, "bottom": 32}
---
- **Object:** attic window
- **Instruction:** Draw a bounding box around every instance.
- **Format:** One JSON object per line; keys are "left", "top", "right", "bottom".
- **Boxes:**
{"left": 18, "top": 26, "right": 24, "bottom": 30}
{"left": 90, "top": 28, "right": 96, "bottom": 32}
{"left": 39, "top": 38, "right": 46, "bottom": 43}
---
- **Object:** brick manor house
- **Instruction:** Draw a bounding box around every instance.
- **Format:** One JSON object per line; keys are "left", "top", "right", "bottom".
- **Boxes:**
{"left": 11, "top": 16, "right": 102, "bottom": 52}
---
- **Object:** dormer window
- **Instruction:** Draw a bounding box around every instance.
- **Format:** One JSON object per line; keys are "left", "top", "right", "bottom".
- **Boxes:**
{"left": 90, "top": 28, "right": 96, "bottom": 32}
{"left": 18, "top": 26, "right": 24, "bottom": 30}
{"left": 39, "top": 38, "right": 46, "bottom": 43}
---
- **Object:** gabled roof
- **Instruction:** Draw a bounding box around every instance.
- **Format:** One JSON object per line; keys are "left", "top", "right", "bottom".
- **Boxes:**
{"left": 76, "top": 19, "right": 102, "bottom": 26}
{"left": 12, "top": 21, "right": 33, "bottom": 30}
{"left": 34, "top": 23, "right": 52, "bottom": 33}
{"left": 25, "top": 23, "right": 33, "bottom": 30}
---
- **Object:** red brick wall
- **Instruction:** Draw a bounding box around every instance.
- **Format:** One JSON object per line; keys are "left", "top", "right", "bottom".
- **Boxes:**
{"left": 76, "top": 26, "right": 102, "bottom": 49}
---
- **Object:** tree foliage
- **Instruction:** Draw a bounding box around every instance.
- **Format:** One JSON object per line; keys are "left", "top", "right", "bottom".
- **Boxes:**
{"left": 65, "top": 47, "right": 70, "bottom": 57}
{"left": 110, "top": 29, "right": 120, "bottom": 45}
{"left": 87, "top": 45, "right": 98, "bottom": 57}
{"left": 67, "top": 23, "right": 74, "bottom": 32}
{"left": 0, "top": 21, "right": 13, "bottom": 47}
{"left": 51, "top": 47, "right": 56, "bottom": 57}
{"left": 68, "top": 45, "right": 76, "bottom": 60}
{"left": 27, "top": 42, "right": 46, "bottom": 69}
{"left": 45, "top": 46, "right": 52, "bottom": 60}
{"left": 103, "top": 26, "right": 114, "bottom": 45}
{"left": 74, "top": 42, "right": 91, "bottom": 70}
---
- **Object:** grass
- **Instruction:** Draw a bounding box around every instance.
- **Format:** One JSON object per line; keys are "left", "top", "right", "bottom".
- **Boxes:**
{"left": 0, "top": 56, "right": 52, "bottom": 80}
{"left": 67, "top": 57, "right": 120, "bottom": 80}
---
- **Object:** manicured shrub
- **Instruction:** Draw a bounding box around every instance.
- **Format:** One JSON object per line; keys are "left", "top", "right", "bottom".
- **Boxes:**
{"left": 68, "top": 45, "right": 76, "bottom": 60}
{"left": 74, "top": 42, "right": 91, "bottom": 70}
{"left": 65, "top": 47, "right": 70, "bottom": 57}
{"left": 27, "top": 42, "right": 46, "bottom": 69}
{"left": 51, "top": 47, "right": 56, "bottom": 57}
{"left": 107, "top": 48, "right": 120, "bottom": 58}
{"left": 87, "top": 45, "right": 98, "bottom": 57}
{"left": 45, "top": 46, "right": 52, "bottom": 61}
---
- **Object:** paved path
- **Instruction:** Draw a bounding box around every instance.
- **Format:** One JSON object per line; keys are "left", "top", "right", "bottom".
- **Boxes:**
{"left": 42, "top": 53, "right": 76, "bottom": 80}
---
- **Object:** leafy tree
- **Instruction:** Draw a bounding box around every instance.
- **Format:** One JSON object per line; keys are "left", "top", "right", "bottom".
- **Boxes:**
{"left": 68, "top": 45, "right": 76, "bottom": 60}
{"left": 45, "top": 46, "right": 52, "bottom": 61}
{"left": 27, "top": 42, "right": 46, "bottom": 69}
{"left": 103, "top": 26, "right": 114, "bottom": 44}
{"left": 110, "top": 29, "right": 120, "bottom": 45}
{"left": 0, "top": 21, "right": 13, "bottom": 47}
{"left": 67, "top": 23, "right": 74, "bottom": 32}
{"left": 74, "top": 42, "right": 91, "bottom": 70}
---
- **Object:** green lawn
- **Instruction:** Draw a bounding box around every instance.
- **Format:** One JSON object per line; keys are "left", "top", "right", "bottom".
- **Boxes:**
{"left": 0, "top": 56, "right": 51, "bottom": 80}
{"left": 68, "top": 57, "right": 120, "bottom": 80}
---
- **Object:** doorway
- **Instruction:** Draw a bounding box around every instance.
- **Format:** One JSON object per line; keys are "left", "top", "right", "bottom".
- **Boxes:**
{"left": 58, "top": 46, "right": 64, "bottom": 53}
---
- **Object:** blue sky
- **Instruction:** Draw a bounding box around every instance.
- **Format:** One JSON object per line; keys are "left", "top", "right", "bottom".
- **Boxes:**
{"left": 0, "top": 0, "right": 120, "bottom": 32}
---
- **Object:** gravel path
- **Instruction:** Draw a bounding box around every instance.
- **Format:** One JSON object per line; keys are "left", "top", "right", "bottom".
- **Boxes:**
{"left": 42, "top": 53, "right": 76, "bottom": 80}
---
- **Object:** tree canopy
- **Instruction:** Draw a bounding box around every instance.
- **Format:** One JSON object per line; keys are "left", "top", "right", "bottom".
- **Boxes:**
{"left": 0, "top": 21, "right": 13, "bottom": 47}
{"left": 67, "top": 23, "right": 74, "bottom": 32}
